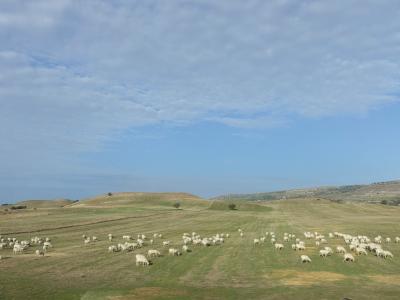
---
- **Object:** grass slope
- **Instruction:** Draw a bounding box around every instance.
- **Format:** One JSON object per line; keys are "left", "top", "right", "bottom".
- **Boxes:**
{"left": 213, "top": 180, "right": 400, "bottom": 203}
{"left": 0, "top": 197, "right": 400, "bottom": 299}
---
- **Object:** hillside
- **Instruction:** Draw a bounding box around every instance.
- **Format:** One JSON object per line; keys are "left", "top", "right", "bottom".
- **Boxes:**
{"left": 213, "top": 180, "right": 400, "bottom": 204}
{"left": 10, "top": 199, "right": 75, "bottom": 209}
{"left": 73, "top": 192, "right": 209, "bottom": 209}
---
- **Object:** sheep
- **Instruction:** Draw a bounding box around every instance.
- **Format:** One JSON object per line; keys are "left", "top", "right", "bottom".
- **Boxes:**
{"left": 319, "top": 249, "right": 329, "bottom": 257}
{"left": 355, "top": 247, "right": 368, "bottom": 256}
{"left": 168, "top": 248, "right": 181, "bottom": 256}
{"left": 315, "top": 241, "right": 320, "bottom": 247}
{"left": 301, "top": 255, "right": 312, "bottom": 263}
{"left": 84, "top": 238, "right": 90, "bottom": 245}
{"left": 254, "top": 239, "right": 260, "bottom": 246}
{"left": 385, "top": 237, "right": 391, "bottom": 243}
{"left": 343, "top": 253, "right": 355, "bottom": 262}
{"left": 240, "top": 232, "right": 244, "bottom": 238}
{"left": 395, "top": 237, "right": 400, "bottom": 243}
{"left": 383, "top": 251, "right": 394, "bottom": 258}
{"left": 162, "top": 241, "right": 170, "bottom": 247}
{"left": 274, "top": 243, "right": 284, "bottom": 250}
{"left": 148, "top": 249, "right": 161, "bottom": 257}
{"left": 324, "top": 247, "right": 333, "bottom": 255}
{"left": 92, "top": 236, "right": 97, "bottom": 242}
{"left": 135, "top": 254, "right": 149, "bottom": 266}
{"left": 260, "top": 237, "right": 266, "bottom": 243}
{"left": 35, "top": 249, "right": 44, "bottom": 256}
{"left": 13, "top": 244, "right": 24, "bottom": 254}
{"left": 149, "top": 239, "right": 154, "bottom": 245}
{"left": 122, "top": 235, "right": 131, "bottom": 240}
{"left": 108, "top": 245, "right": 119, "bottom": 252}
{"left": 336, "top": 246, "right": 346, "bottom": 254}
{"left": 182, "top": 245, "right": 190, "bottom": 252}
{"left": 108, "top": 234, "right": 113, "bottom": 242}
{"left": 270, "top": 238, "right": 276, "bottom": 244}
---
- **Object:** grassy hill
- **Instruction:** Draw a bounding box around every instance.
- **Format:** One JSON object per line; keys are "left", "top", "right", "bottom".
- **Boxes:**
{"left": 213, "top": 180, "right": 400, "bottom": 204}
{"left": 0, "top": 197, "right": 399, "bottom": 299}
{"left": 73, "top": 192, "right": 209, "bottom": 210}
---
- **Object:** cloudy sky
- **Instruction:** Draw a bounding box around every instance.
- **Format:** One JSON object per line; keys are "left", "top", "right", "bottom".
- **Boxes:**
{"left": 1, "top": 0, "right": 400, "bottom": 202}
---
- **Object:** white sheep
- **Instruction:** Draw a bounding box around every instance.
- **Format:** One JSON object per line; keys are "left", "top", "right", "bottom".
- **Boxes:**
{"left": 336, "top": 246, "right": 346, "bottom": 254}
{"left": 253, "top": 238, "right": 260, "bottom": 245}
{"left": 385, "top": 237, "right": 391, "bottom": 243}
{"left": 182, "top": 245, "right": 190, "bottom": 252}
{"left": 162, "top": 241, "right": 170, "bottom": 247}
{"left": 319, "top": 249, "right": 329, "bottom": 257}
{"left": 355, "top": 247, "right": 367, "bottom": 256}
{"left": 383, "top": 250, "right": 393, "bottom": 258}
{"left": 135, "top": 254, "right": 149, "bottom": 266}
{"left": 274, "top": 243, "right": 284, "bottom": 250}
{"left": 301, "top": 255, "right": 312, "bottom": 263}
{"left": 148, "top": 249, "right": 161, "bottom": 257}
{"left": 343, "top": 253, "right": 355, "bottom": 262}
{"left": 395, "top": 237, "right": 400, "bottom": 243}
{"left": 35, "top": 249, "right": 44, "bottom": 256}
{"left": 168, "top": 248, "right": 181, "bottom": 256}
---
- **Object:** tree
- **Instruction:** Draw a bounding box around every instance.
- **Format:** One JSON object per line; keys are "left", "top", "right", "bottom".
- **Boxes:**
{"left": 107, "top": 192, "right": 113, "bottom": 197}
{"left": 228, "top": 203, "right": 236, "bottom": 210}
{"left": 173, "top": 202, "right": 181, "bottom": 209}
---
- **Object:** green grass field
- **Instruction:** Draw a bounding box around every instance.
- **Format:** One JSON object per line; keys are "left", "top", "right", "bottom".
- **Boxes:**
{"left": 1, "top": 195, "right": 400, "bottom": 300}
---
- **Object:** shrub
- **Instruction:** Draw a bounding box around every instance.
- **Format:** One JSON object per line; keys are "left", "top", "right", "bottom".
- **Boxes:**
{"left": 173, "top": 202, "right": 181, "bottom": 209}
{"left": 107, "top": 192, "right": 113, "bottom": 197}
{"left": 228, "top": 203, "right": 237, "bottom": 210}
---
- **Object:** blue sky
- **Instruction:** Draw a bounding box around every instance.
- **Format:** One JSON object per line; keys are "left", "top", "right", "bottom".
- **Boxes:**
{"left": 1, "top": 0, "right": 399, "bottom": 202}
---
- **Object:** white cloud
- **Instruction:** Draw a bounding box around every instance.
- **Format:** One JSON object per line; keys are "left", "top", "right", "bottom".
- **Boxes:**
{"left": 0, "top": 0, "right": 399, "bottom": 182}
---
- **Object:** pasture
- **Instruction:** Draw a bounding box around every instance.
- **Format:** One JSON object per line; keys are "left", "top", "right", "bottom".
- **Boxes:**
{"left": 1, "top": 194, "right": 400, "bottom": 300}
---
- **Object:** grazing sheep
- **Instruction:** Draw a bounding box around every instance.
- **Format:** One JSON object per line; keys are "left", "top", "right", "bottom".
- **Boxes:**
{"left": 274, "top": 243, "right": 284, "bottom": 250}
{"left": 92, "top": 236, "right": 97, "bottom": 242}
{"left": 355, "top": 247, "right": 368, "bottom": 256}
{"left": 240, "top": 232, "right": 244, "bottom": 238}
{"left": 108, "top": 234, "right": 113, "bottom": 241}
{"left": 315, "top": 241, "right": 320, "bottom": 246}
{"left": 385, "top": 237, "right": 391, "bottom": 243}
{"left": 35, "top": 249, "right": 44, "bottom": 256}
{"left": 135, "top": 254, "right": 149, "bottom": 266}
{"left": 270, "top": 238, "right": 276, "bottom": 244}
{"left": 344, "top": 253, "right": 355, "bottom": 262}
{"left": 336, "top": 246, "right": 346, "bottom": 254}
{"left": 168, "top": 248, "right": 181, "bottom": 256}
{"left": 319, "top": 249, "right": 329, "bottom": 257}
{"left": 182, "top": 245, "right": 190, "bottom": 252}
{"left": 254, "top": 239, "right": 260, "bottom": 245}
{"left": 383, "top": 250, "right": 393, "bottom": 258}
{"left": 148, "top": 249, "right": 161, "bottom": 257}
{"left": 162, "top": 241, "right": 170, "bottom": 247}
{"left": 395, "top": 237, "right": 400, "bottom": 243}
{"left": 84, "top": 238, "right": 90, "bottom": 245}
{"left": 301, "top": 255, "right": 312, "bottom": 263}
{"left": 108, "top": 245, "right": 118, "bottom": 252}
{"left": 13, "top": 244, "right": 24, "bottom": 254}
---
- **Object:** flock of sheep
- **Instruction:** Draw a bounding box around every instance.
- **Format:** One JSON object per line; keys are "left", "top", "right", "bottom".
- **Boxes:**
{"left": 1, "top": 229, "right": 398, "bottom": 268}
{"left": 82, "top": 231, "right": 230, "bottom": 266}
{"left": 249, "top": 229, "right": 398, "bottom": 263}
{"left": 0, "top": 235, "right": 53, "bottom": 260}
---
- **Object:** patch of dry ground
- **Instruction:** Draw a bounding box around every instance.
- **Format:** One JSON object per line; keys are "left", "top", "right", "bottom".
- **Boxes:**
{"left": 265, "top": 269, "right": 347, "bottom": 286}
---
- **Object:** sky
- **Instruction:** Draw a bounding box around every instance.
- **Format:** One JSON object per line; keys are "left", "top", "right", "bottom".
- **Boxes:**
{"left": 1, "top": 0, "right": 400, "bottom": 202}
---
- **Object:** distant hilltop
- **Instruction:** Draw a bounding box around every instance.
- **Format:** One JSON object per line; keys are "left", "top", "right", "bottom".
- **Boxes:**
{"left": 212, "top": 180, "right": 400, "bottom": 204}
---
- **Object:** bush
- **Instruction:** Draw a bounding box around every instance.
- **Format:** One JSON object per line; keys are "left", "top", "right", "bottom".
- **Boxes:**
{"left": 228, "top": 203, "right": 237, "bottom": 210}
{"left": 173, "top": 202, "right": 181, "bottom": 209}
{"left": 10, "top": 205, "right": 27, "bottom": 210}
{"left": 107, "top": 192, "right": 113, "bottom": 197}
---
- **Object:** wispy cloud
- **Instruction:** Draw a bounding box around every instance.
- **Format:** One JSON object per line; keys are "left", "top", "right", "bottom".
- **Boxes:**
{"left": 1, "top": 0, "right": 400, "bottom": 200}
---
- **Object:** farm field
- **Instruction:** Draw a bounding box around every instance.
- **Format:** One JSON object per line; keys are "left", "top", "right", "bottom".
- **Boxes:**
{"left": 1, "top": 194, "right": 400, "bottom": 300}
